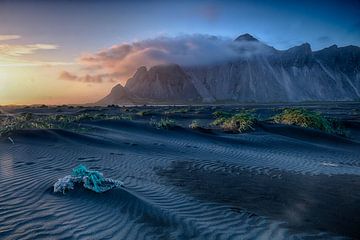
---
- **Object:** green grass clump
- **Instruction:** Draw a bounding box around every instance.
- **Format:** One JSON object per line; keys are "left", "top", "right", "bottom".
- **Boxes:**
{"left": 212, "top": 111, "right": 231, "bottom": 118}
{"left": 73, "top": 113, "right": 132, "bottom": 122}
{"left": 189, "top": 120, "right": 200, "bottom": 129}
{"left": 211, "top": 112, "right": 256, "bottom": 133}
{"left": 119, "top": 114, "right": 133, "bottom": 121}
{"left": 137, "top": 110, "right": 152, "bottom": 116}
{"left": 0, "top": 114, "right": 54, "bottom": 136}
{"left": 0, "top": 112, "right": 134, "bottom": 137}
{"left": 164, "top": 108, "right": 189, "bottom": 115}
{"left": 150, "top": 118, "right": 176, "bottom": 129}
{"left": 273, "top": 108, "right": 338, "bottom": 134}
{"left": 211, "top": 117, "right": 227, "bottom": 126}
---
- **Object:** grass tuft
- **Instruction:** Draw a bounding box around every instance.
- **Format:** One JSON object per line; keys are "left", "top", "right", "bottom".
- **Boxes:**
{"left": 211, "top": 112, "right": 256, "bottom": 133}
{"left": 137, "top": 110, "right": 152, "bottom": 116}
{"left": 150, "top": 118, "right": 176, "bottom": 129}
{"left": 189, "top": 120, "right": 200, "bottom": 129}
{"left": 164, "top": 108, "right": 189, "bottom": 115}
{"left": 0, "top": 112, "right": 133, "bottom": 136}
{"left": 212, "top": 111, "right": 231, "bottom": 118}
{"left": 273, "top": 108, "right": 346, "bottom": 135}
{"left": 0, "top": 114, "right": 53, "bottom": 136}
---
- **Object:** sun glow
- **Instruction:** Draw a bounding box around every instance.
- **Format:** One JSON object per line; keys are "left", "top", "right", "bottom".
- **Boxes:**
{"left": 0, "top": 64, "right": 114, "bottom": 105}
{"left": 0, "top": 67, "right": 10, "bottom": 96}
{"left": 0, "top": 65, "right": 10, "bottom": 78}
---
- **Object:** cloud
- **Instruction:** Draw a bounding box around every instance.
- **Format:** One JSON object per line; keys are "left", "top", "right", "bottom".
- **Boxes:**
{"left": 59, "top": 71, "right": 115, "bottom": 83}
{"left": 75, "top": 34, "right": 268, "bottom": 83}
{"left": 59, "top": 71, "right": 77, "bottom": 81}
{"left": 0, "top": 34, "right": 67, "bottom": 67}
{"left": 0, "top": 61, "right": 74, "bottom": 67}
{"left": 0, "top": 35, "right": 21, "bottom": 41}
{"left": 0, "top": 44, "right": 58, "bottom": 57}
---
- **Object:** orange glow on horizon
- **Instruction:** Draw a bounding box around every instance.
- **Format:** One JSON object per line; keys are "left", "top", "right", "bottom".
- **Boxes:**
{"left": 0, "top": 65, "right": 115, "bottom": 105}
{"left": 0, "top": 33, "right": 114, "bottom": 105}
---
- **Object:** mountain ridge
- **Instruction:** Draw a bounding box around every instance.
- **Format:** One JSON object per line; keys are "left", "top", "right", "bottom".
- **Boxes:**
{"left": 97, "top": 34, "right": 360, "bottom": 105}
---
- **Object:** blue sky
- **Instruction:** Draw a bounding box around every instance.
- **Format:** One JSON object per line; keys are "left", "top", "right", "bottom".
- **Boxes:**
{"left": 0, "top": 0, "right": 359, "bottom": 57}
{"left": 0, "top": 0, "right": 359, "bottom": 104}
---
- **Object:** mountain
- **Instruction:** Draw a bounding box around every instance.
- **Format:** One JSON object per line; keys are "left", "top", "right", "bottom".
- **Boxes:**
{"left": 97, "top": 84, "right": 133, "bottom": 105}
{"left": 235, "top": 33, "right": 259, "bottom": 42}
{"left": 125, "top": 64, "right": 200, "bottom": 101}
{"left": 186, "top": 42, "right": 360, "bottom": 102}
{"left": 97, "top": 34, "right": 360, "bottom": 105}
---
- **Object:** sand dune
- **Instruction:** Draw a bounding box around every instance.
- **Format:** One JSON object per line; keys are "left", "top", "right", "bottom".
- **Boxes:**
{"left": 1, "top": 104, "right": 360, "bottom": 239}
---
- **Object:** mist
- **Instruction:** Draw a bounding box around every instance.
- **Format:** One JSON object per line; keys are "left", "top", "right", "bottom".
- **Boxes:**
{"left": 70, "top": 34, "right": 268, "bottom": 84}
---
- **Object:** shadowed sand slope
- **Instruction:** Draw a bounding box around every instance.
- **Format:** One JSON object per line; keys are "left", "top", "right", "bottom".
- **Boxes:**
{"left": 1, "top": 112, "right": 360, "bottom": 239}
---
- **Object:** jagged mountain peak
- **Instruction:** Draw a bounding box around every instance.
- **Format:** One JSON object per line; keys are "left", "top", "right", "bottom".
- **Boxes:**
{"left": 97, "top": 40, "right": 360, "bottom": 105}
{"left": 148, "top": 63, "right": 183, "bottom": 72}
{"left": 132, "top": 64, "right": 184, "bottom": 78}
{"left": 123, "top": 63, "right": 200, "bottom": 101}
{"left": 96, "top": 83, "right": 132, "bottom": 105}
{"left": 134, "top": 66, "right": 147, "bottom": 75}
{"left": 286, "top": 42, "right": 312, "bottom": 54}
{"left": 111, "top": 83, "right": 125, "bottom": 91}
{"left": 107, "top": 83, "right": 127, "bottom": 97}
{"left": 235, "top": 33, "right": 259, "bottom": 42}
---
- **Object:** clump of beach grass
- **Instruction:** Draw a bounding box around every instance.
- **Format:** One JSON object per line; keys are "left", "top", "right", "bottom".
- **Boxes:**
{"left": 212, "top": 111, "right": 232, "bottom": 118}
{"left": 137, "top": 110, "right": 152, "bottom": 116}
{"left": 164, "top": 108, "right": 189, "bottom": 115}
{"left": 189, "top": 120, "right": 200, "bottom": 129}
{"left": 273, "top": 108, "right": 345, "bottom": 135}
{"left": 0, "top": 113, "right": 54, "bottom": 136}
{"left": 73, "top": 113, "right": 132, "bottom": 122}
{"left": 194, "top": 106, "right": 206, "bottom": 114}
{"left": 150, "top": 118, "right": 176, "bottom": 129}
{"left": 211, "top": 112, "right": 256, "bottom": 133}
{"left": 0, "top": 112, "right": 134, "bottom": 137}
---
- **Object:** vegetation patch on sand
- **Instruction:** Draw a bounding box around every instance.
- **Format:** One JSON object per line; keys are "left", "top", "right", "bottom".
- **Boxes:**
{"left": 212, "top": 111, "right": 232, "bottom": 118}
{"left": 0, "top": 113, "right": 53, "bottom": 136}
{"left": 212, "top": 112, "right": 256, "bottom": 133}
{"left": 0, "top": 112, "right": 133, "bottom": 136}
{"left": 164, "top": 107, "right": 189, "bottom": 115}
{"left": 150, "top": 118, "right": 176, "bottom": 129}
{"left": 273, "top": 108, "right": 346, "bottom": 135}
{"left": 136, "top": 110, "right": 152, "bottom": 116}
{"left": 189, "top": 120, "right": 200, "bottom": 129}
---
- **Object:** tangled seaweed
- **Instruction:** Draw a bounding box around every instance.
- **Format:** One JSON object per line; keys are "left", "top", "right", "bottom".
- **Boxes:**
{"left": 54, "top": 165, "right": 123, "bottom": 194}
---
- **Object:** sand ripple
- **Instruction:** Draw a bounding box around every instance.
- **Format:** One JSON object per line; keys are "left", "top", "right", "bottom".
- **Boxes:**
{"left": 1, "top": 122, "right": 359, "bottom": 239}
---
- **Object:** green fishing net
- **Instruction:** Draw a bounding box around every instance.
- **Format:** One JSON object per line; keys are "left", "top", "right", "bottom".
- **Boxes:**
{"left": 54, "top": 164, "right": 123, "bottom": 194}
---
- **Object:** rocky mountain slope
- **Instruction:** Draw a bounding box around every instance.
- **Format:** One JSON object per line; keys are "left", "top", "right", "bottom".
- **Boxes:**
{"left": 97, "top": 34, "right": 360, "bottom": 104}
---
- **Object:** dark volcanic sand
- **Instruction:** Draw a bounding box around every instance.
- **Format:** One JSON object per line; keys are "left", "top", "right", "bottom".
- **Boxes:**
{"left": 1, "top": 102, "right": 360, "bottom": 239}
{"left": 158, "top": 161, "right": 360, "bottom": 238}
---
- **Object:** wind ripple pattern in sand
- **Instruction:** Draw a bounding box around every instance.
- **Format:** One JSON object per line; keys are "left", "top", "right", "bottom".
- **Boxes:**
{"left": 1, "top": 122, "right": 358, "bottom": 240}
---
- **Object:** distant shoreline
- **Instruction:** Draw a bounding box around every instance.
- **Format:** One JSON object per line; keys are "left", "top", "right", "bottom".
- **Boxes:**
{"left": 1, "top": 100, "right": 360, "bottom": 108}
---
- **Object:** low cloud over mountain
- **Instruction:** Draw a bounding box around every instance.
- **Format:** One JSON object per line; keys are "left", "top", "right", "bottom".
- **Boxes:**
{"left": 62, "top": 34, "right": 268, "bottom": 84}
{"left": 96, "top": 34, "right": 360, "bottom": 104}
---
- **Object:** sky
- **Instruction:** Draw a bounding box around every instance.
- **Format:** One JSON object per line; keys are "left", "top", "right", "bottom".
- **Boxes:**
{"left": 0, "top": 0, "right": 359, "bottom": 105}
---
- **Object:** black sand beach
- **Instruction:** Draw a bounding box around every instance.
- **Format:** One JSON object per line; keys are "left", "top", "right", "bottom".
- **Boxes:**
{"left": 1, "top": 103, "right": 360, "bottom": 239}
